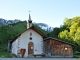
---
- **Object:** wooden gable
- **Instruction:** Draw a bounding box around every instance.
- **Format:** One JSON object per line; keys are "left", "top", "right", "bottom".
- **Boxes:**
{"left": 44, "top": 37, "right": 74, "bottom": 46}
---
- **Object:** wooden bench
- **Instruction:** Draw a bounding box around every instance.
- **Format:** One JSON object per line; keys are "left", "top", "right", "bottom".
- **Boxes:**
{"left": 33, "top": 54, "right": 45, "bottom": 57}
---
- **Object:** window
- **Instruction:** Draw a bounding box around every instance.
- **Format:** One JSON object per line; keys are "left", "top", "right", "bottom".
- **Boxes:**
{"left": 30, "top": 32, "right": 32, "bottom": 36}
{"left": 29, "top": 37, "right": 32, "bottom": 40}
{"left": 65, "top": 47, "right": 68, "bottom": 50}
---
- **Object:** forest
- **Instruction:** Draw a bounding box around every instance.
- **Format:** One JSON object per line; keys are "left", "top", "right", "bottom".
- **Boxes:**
{"left": 0, "top": 21, "right": 27, "bottom": 51}
{"left": 0, "top": 16, "right": 80, "bottom": 55}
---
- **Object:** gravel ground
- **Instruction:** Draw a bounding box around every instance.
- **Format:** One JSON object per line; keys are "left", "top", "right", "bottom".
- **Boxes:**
{"left": 0, "top": 58, "right": 78, "bottom": 60}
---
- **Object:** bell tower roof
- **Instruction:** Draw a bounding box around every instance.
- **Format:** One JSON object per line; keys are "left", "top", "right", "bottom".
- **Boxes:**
{"left": 28, "top": 13, "right": 32, "bottom": 21}
{"left": 28, "top": 10, "right": 32, "bottom": 21}
{"left": 27, "top": 10, "right": 32, "bottom": 29}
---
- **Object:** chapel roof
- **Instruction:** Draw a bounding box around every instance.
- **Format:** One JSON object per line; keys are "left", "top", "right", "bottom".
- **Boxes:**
{"left": 44, "top": 37, "right": 74, "bottom": 46}
{"left": 11, "top": 24, "right": 47, "bottom": 43}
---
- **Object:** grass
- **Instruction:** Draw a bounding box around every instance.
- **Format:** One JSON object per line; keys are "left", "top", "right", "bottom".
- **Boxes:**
{"left": 0, "top": 52, "right": 12, "bottom": 58}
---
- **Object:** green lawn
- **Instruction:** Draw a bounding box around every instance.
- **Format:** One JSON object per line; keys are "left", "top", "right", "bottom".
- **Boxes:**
{"left": 0, "top": 52, "right": 12, "bottom": 58}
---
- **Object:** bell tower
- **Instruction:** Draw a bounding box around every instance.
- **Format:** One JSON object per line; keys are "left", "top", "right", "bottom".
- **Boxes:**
{"left": 27, "top": 11, "right": 32, "bottom": 29}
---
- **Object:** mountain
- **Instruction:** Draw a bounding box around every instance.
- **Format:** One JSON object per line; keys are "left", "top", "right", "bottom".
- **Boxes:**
{"left": 0, "top": 18, "right": 21, "bottom": 25}
{"left": 33, "top": 23, "right": 54, "bottom": 32}
{"left": 0, "top": 18, "right": 53, "bottom": 32}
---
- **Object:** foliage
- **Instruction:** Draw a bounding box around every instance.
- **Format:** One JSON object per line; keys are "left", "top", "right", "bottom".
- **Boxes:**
{"left": 47, "top": 27, "right": 60, "bottom": 38}
{"left": 0, "top": 21, "right": 27, "bottom": 51}
{"left": 59, "top": 17, "right": 80, "bottom": 44}
{"left": 0, "top": 52, "right": 12, "bottom": 58}
{"left": 74, "top": 51, "right": 80, "bottom": 55}
{"left": 73, "top": 55, "right": 80, "bottom": 58}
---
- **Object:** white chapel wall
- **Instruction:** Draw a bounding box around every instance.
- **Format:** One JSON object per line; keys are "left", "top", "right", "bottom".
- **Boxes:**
{"left": 12, "top": 29, "right": 44, "bottom": 57}
{"left": 11, "top": 38, "right": 18, "bottom": 55}
{"left": 19, "top": 29, "right": 44, "bottom": 57}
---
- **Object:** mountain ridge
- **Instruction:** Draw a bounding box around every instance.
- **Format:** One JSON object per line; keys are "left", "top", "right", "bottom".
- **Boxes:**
{"left": 0, "top": 18, "right": 53, "bottom": 32}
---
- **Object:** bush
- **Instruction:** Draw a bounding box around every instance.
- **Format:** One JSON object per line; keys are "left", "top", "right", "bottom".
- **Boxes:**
{"left": 74, "top": 51, "right": 80, "bottom": 55}
{"left": 73, "top": 55, "right": 80, "bottom": 58}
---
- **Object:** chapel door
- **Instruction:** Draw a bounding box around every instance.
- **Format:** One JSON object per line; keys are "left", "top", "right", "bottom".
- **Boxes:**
{"left": 28, "top": 42, "right": 34, "bottom": 56}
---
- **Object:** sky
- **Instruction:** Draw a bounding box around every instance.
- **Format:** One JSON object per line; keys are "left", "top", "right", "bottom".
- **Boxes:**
{"left": 0, "top": 0, "right": 80, "bottom": 27}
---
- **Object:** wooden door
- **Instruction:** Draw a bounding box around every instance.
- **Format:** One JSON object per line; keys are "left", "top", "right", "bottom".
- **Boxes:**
{"left": 28, "top": 42, "right": 34, "bottom": 55}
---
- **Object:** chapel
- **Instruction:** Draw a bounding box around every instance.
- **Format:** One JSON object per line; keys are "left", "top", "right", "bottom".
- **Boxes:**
{"left": 8, "top": 14, "right": 73, "bottom": 58}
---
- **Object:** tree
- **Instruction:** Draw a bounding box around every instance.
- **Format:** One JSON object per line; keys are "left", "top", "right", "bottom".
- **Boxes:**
{"left": 58, "top": 16, "right": 80, "bottom": 52}
{"left": 74, "top": 27, "right": 80, "bottom": 45}
{"left": 47, "top": 27, "right": 60, "bottom": 38}
{"left": 58, "top": 30, "right": 69, "bottom": 41}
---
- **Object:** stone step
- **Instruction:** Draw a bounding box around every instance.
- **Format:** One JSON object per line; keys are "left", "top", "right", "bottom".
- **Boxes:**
{"left": 28, "top": 56, "right": 34, "bottom": 58}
